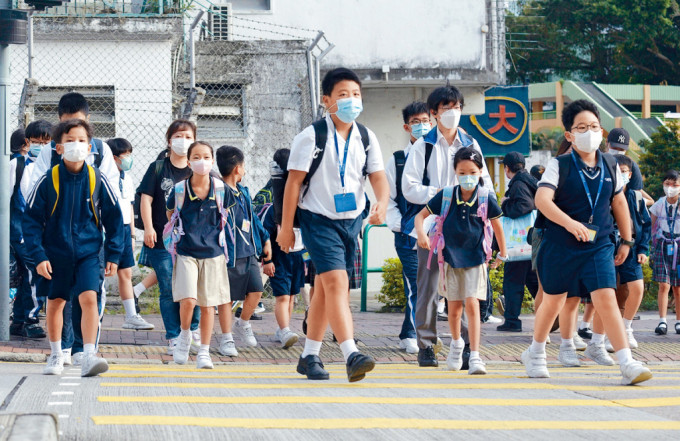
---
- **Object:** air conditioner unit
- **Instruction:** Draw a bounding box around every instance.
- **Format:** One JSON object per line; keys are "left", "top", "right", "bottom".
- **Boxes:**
{"left": 208, "top": 3, "right": 233, "bottom": 41}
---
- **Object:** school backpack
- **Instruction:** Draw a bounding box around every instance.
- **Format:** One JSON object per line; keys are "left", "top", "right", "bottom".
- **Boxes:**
{"left": 252, "top": 180, "right": 273, "bottom": 214}
{"left": 133, "top": 159, "right": 165, "bottom": 230}
{"left": 50, "top": 138, "right": 105, "bottom": 169}
{"left": 46, "top": 164, "right": 102, "bottom": 228}
{"left": 427, "top": 185, "right": 494, "bottom": 290}
{"left": 162, "top": 177, "right": 233, "bottom": 265}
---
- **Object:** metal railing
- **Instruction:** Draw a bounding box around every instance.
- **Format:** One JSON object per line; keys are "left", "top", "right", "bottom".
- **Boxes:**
{"left": 360, "top": 223, "right": 388, "bottom": 312}
{"left": 529, "top": 110, "right": 557, "bottom": 120}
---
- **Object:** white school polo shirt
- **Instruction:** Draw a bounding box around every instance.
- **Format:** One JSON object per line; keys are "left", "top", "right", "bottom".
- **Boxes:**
{"left": 288, "top": 115, "right": 384, "bottom": 220}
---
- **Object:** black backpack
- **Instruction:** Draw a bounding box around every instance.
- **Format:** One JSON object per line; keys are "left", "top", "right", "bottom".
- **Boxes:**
{"left": 133, "top": 159, "right": 165, "bottom": 230}
{"left": 13, "top": 156, "right": 26, "bottom": 199}
{"left": 393, "top": 143, "right": 435, "bottom": 207}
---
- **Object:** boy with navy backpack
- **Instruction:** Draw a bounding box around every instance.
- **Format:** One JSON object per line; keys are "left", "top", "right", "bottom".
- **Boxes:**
{"left": 24, "top": 119, "right": 125, "bottom": 377}
{"left": 278, "top": 67, "right": 389, "bottom": 382}
{"left": 386, "top": 101, "right": 431, "bottom": 355}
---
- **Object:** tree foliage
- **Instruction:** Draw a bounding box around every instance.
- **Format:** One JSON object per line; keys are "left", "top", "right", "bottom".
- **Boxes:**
{"left": 507, "top": 0, "right": 680, "bottom": 85}
{"left": 639, "top": 120, "right": 680, "bottom": 199}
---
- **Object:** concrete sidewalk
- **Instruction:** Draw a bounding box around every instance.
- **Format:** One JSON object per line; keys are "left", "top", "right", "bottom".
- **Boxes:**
{"left": 2, "top": 299, "right": 680, "bottom": 366}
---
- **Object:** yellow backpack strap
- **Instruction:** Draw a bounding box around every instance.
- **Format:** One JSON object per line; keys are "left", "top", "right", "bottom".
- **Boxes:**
{"left": 50, "top": 165, "right": 60, "bottom": 216}
{"left": 87, "top": 165, "right": 100, "bottom": 227}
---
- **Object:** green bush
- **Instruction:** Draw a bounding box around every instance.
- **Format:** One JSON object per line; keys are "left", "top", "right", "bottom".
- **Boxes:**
{"left": 639, "top": 120, "right": 680, "bottom": 200}
{"left": 377, "top": 258, "right": 406, "bottom": 309}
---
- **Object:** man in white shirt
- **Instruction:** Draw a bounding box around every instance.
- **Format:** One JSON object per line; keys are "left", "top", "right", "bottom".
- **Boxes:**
{"left": 386, "top": 101, "right": 431, "bottom": 355}
{"left": 402, "top": 85, "right": 493, "bottom": 367}
{"left": 278, "top": 68, "right": 389, "bottom": 382}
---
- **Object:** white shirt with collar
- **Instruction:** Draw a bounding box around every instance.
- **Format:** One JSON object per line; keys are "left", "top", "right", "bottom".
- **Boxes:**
{"left": 385, "top": 140, "right": 414, "bottom": 234}
{"left": 288, "top": 114, "right": 384, "bottom": 220}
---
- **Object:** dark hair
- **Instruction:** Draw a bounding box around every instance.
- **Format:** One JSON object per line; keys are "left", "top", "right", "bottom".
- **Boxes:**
{"left": 10, "top": 128, "right": 25, "bottom": 154}
{"left": 165, "top": 119, "right": 197, "bottom": 145}
{"left": 530, "top": 165, "right": 545, "bottom": 181}
{"left": 107, "top": 138, "right": 133, "bottom": 157}
{"left": 615, "top": 154, "right": 633, "bottom": 171}
{"left": 58, "top": 92, "right": 89, "bottom": 117}
{"left": 427, "top": 86, "right": 465, "bottom": 113}
{"left": 187, "top": 141, "right": 213, "bottom": 159}
{"left": 321, "top": 67, "right": 361, "bottom": 96}
{"left": 401, "top": 101, "right": 429, "bottom": 124}
{"left": 216, "top": 145, "right": 245, "bottom": 177}
{"left": 556, "top": 138, "right": 571, "bottom": 156}
{"left": 453, "top": 147, "right": 484, "bottom": 170}
{"left": 52, "top": 119, "right": 93, "bottom": 144}
{"left": 273, "top": 148, "right": 290, "bottom": 172}
{"left": 25, "top": 120, "right": 52, "bottom": 141}
{"left": 561, "top": 99, "right": 600, "bottom": 131}
{"left": 663, "top": 169, "right": 680, "bottom": 183}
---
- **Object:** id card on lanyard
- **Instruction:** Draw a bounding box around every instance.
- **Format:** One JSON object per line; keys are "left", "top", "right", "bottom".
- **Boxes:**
{"left": 666, "top": 201, "right": 677, "bottom": 256}
{"left": 572, "top": 151, "right": 604, "bottom": 243}
{"left": 333, "top": 128, "right": 357, "bottom": 213}
{"left": 234, "top": 191, "right": 251, "bottom": 235}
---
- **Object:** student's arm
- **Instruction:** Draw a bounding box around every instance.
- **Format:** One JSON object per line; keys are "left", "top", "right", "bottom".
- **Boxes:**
{"left": 23, "top": 177, "right": 51, "bottom": 279}
{"left": 535, "top": 186, "right": 591, "bottom": 242}
{"left": 611, "top": 191, "right": 632, "bottom": 266}
{"left": 251, "top": 205, "right": 271, "bottom": 260}
{"left": 402, "top": 140, "right": 439, "bottom": 205}
{"left": 278, "top": 170, "right": 305, "bottom": 252}
{"left": 100, "top": 175, "right": 125, "bottom": 276}
{"left": 385, "top": 156, "right": 402, "bottom": 233}
{"left": 9, "top": 158, "right": 17, "bottom": 191}
{"left": 414, "top": 207, "right": 431, "bottom": 250}
{"left": 368, "top": 170, "right": 389, "bottom": 225}
{"left": 141, "top": 194, "right": 155, "bottom": 247}
{"left": 637, "top": 201, "right": 652, "bottom": 263}
{"left": 490, "top": 217, "right": 507, "bottom": 269}
{"left": 641, "top": 189, "right": 654, "bottom": 207}
{"left": 100, "top": 142, "right": 122, "bottom": 200}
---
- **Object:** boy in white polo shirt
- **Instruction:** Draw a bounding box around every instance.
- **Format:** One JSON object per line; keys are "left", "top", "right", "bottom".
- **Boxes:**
{"left": 278, "top": 67, "right": 389, "bottom": 382}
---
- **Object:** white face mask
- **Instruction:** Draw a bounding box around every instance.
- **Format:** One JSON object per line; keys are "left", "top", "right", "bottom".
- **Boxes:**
{"left": 664, "top": 185, "right": 680, "bottom": 199}
{"left": 439, "top": 108, "right": 461, "bottom": 130}
{"left": 611, "top": 149, "right": 626, "bottom": 156}
{"left": 170, "top": 138, "right": 192, "bottom": 156}
{"left": 572, "top": 130, "right": 602, "bottom": 154}
{"left": 62, "top": 142, "right": 90, "bottom": 162}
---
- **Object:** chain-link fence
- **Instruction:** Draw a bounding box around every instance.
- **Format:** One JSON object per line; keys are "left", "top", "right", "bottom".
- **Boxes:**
{"left": 8, "top": 0, "right": 329, "bottom": 191}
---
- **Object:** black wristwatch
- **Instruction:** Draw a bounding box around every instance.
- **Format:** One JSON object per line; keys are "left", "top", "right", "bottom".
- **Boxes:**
{"left": 620, "top": 238, "right": 635, "bottom": 248}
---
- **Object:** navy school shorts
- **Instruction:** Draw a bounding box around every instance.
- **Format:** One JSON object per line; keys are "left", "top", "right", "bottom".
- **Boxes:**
{"left": 270, "top": 250, "right": 306, "bottom": 296}
{"left": 616, "top": 250, "right": 644, "bottom": 284}
{"left": 118, "top": 224, "right": 136, "bottom": 270}
{"left": 47, "top": 253, "right": 102, "bottom": 301}
{"left": 228, "top": 255, "right": 264, "bottom": 302}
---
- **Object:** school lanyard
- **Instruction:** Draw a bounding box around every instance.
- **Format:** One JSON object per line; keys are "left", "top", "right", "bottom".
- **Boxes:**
{"left": 571, "top": 151, "right": 604, "bottom": 224}
{"left": 666, "top": 200, "right": 678, "bottom": 240}
{"left": 119, "top": 170, "right": 125, "bottom": 195}
{"left": 333, "top": 126, "right": 353, "bottom": 191}
{"left": 232, "top": 189, "right": 250, "bottom": 222}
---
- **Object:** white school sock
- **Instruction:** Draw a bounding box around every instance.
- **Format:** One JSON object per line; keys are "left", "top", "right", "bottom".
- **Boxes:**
{"left": 84, "top": 343, "right": 96, "bottom": 357}
{"left": 451, "top": 338, "right": 465, "bottom": 349}
{"left": 591, "top": 333, "right": 605, "bottom": 345}
{"left": 199, "top": 344, "right": 210, "bottom": 354}
{"left": 301, "top": 339, "right": 322, "bottom": 358}
{"left": 122, "top": 299, "right": 136, "bottom": 318}
{"left": 280, "top": 327, "right": 291, "bottom": 333}
{"left": 179, "top": 328, "right": 191, "bottom": 341}
{"left": 530, "top": 339, "right": 546, "bottom": 354}
{"left": 623, "top": 318, "right": 633, "bottom": 330}
{"left": 50, "top": 341, "right": 62, "bottom": 355}
{"left": 339, "top": 339, "right": 359, "bottom": 362}
{"left": 470, "top": 350, "right": 480, "bottom": 360}
{"left": 579, "top": 321, "right": 591, "bottom": 330}
{"left": 660, "top": 317, "right": 667, "bottom": 324}
{"left": 220, "top": 332, "right": 234, "bottom": 342}
{"left": 133, "top": 283, "right": 146, "bottom": 298}
{"left": 616, "top": 348, "right": 633, "bottom": 365}
{"left": 560, "top": 338, "right": 574, "bottom": 349}
{"left": 237, "top": 317, "right": 249, "bottom": 327}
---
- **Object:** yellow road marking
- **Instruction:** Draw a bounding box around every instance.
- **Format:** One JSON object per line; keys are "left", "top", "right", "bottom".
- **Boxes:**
{"left": 99, "top": 381, "right": 667, "bottom": 391}
{"left": 91, "top": 416, "right": 680, "bottom": 430}
{"left": 615, "top": 396, "right": 680, "bottom": 407}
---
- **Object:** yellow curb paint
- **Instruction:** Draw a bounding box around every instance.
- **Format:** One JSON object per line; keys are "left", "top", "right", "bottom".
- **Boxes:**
{"left": 97, "top": 395, "right": 623, "bottom": 407}
{"left": 91, "top": 416, "right": 680, "bottom": 430}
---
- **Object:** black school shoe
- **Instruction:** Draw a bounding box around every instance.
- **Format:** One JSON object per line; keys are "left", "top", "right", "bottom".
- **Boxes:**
{"left": 9, "top": 323, "right": 23, "bottom": 337}
{"left": 297, "top": 355, "right": 330, "bottom": 380}
{"left": 23, "top": 323, "right": 46, "bottom": 339}
{"left": 655, "top": 322, "right": 668, "bottom": 335}
{"left": 578, "top": 328, "right": 593, "bottom": 340}
{"left": 417, "top": 346, "right": 438, "bottom": 367}
{"left": 346, "top": 352, "right": 375, "bottom": 383}
{"left": 461, "top": 344, "right": 471, "bottom": 371}
{"left": 497, "top": 323, "right": 522, "bottom": 332}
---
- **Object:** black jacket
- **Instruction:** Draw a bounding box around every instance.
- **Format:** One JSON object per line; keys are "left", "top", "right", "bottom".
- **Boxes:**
{"left": 501, "top": 169, "right": 538, "bottom": 219}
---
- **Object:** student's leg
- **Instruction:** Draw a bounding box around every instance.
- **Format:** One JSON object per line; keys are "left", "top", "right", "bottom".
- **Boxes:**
{"left": 415, "top": 246, "right": 440, "bottom": 349}
{"left": 179, "top": 298, "right": 197, "bottom": 330}
{"left": 46, "top": 298, "right": 67, "bottom": 343}
{"left": 305, "top": 273, "right": 330, "bottom": 342}
{"left": 615, "top": 283, "right": 629, "bottom": 314}
{"left": 395, "top": 243, "right": 418, "bottom": 340}
{"left": 622, "top": 280, "right": 644, "bottom": 321}
{"left": 78, "top": 291, "right": 99, "bottom": 346}
{"left": 317, "top": 270, "right": 353, "bottom": 342}
{"left": 275, "top": 295, "right": 292, "bottom": 330}
{"left": 147, "top": 247, "right": 181, "bottom": 340}
{"left": 558, "top": 297, "right": 580, "bottom": 340}
{"left": 501, "top": 260, "right": 527, "bottom": 329}
{"left": 199, "top": 306, "right": 214, "bottom": 345}
{"left": 674, "top": 286, "right": 680, "bottom": 321}
{"left": 658, "top": 282, "right": 671, "bottom": 319}
{"left": 591, "top": 288, "right": 628, "bottom": 351}
{"left": 240, "top": 291, "right": 263, "bottom": 321}
{"left": 447, "top": 301, "right": 464, "bottom": 339}
{"left": 533, "top": 293, "right": 568, "bottom": 343}
{"left": 118, "top": 267, "right": 134, "bottom": 302}
{"left": 217, "top": 302, "right": 233, "bottom": 333}
{"left": 466, "top": 298, "right": 481, "bottom": 352}
{"left": 534, "top": 279, "right": 544, "bottom": 312}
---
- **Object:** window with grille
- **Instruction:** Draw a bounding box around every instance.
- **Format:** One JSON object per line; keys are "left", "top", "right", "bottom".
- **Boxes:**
{"left": 33, "top": 86, "right": 116, "bottom": 139}
{"left": 230, "top": 0, "right": 272, "bottom": 12}
{"left": 209, "top": 5, "right": 232, "bottom": 41}
{"left": 194, "top": 83, "right": 245, "bottom": 139}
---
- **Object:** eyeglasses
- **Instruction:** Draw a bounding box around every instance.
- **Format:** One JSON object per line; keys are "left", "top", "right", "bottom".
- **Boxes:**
{"left": 571, "top": 123, "right": 601, "bottom": 133}
{"left": 409, "top": 119, "right": 430, "bottom": 125}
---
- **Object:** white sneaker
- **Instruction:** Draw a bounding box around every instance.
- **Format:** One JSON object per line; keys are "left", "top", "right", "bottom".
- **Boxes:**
{"left": 485, "top": 315, "right": 503, "bottom": 324}
{"left": 584, "top": 343, "right": 615, "bottom": 366}
{"left": 167, "top": 337, "right": 178, "bottom": 355}
{"left": 558, "top": 346, "right": 581, "bottom": 367}
{"left": 468, "top": 357, "right": 487, "bottom": 375}
{"left": 62, "top": 349, "right": 72, "bottom": 366}
{"left": 72, "top": 352, "right": 84, "bottom": 366}
{"left": 173, "top": 332, "right": 191, "bottom": 365}
{"left": 399, "top": 338, "right": 419, "bottom": 354}
{"left": 81, "top": 354, "right": 109, "bottom": 377}
{"left": 43, "top": 354, "right": 64, "bottom": 375}
{"left": 196, "top": 352, "right": 213, "bottom": 369}
{"left": 190, "top": 330, "right": 201, "bottom": 355}
{"left": 235, "top": 320, "right": 257, "bottom": 347}
{"left": 620, "top": 360, "right": 652, "bottom": 385}
{"left": 218, "top": 338, "right": 238, "bottom": 357}
{"left": 605, "top": 336, "right": 614, "bottom": 353}
{"left": 446, "top": 343, "right": 463, "bottom": 371}
{"left": 521, "top": 348, "right": 550, "bottom": 378}
{"left": 276, "top": 329, "right": 299, "bottom": 349}
{"left": 254, "top": 302, "right": 266, "bottom": 314}
{"left": 122, "top": 314, "right": 154, "bottom": 330}
{"left": 573, "top": 334, "right": 587, "bottom": 351}
{"left": 627, "top": 329, "right": 638, "bottom": 349}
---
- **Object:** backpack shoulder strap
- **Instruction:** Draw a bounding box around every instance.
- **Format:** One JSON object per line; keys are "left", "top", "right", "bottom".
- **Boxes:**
{"left": 14, "top": 156, "right": 26, "bottom": 196}
{"left": 302, "top": 120, "right": 329, "bottom": 198}
{"left": 555, "top": 154, "right": 571, "bottom": 198}
{"left": 441, "top": 186, "right": 454, "bottom": 219}
{"left": 50, "top": 142, "right": 60, "bottom": 168}
{"left": 174, "top": 180, "right": 187, "bottom": 213}
{"left": 92, "top": 139, "right": 104, "bottom": 169}
{"left": 50, "top": 165, "right": 60, "bottom": 216}
{"left": 423, "top": 142, "right": 434, "bottom": 186}
{"left": 356, "top": 123, "right": 370, "bottom": 177}
{"left": 155, "top": 159, "right": 165, "bottom": 176}
{"left": 87, "top": 165, "right": 102, "bottom": 227}
{"left": 601, "top": 152, "right": 618, "bottom": 202}
{"left": 477, "top": 186, "right": 490, "bottom": 221}
{"left": 393, "top": 150, "right": 406, "bottom": 201}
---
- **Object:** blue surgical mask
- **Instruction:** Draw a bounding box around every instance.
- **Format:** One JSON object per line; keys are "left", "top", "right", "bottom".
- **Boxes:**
{"left": 29, "top": 143, "right": 45, "bottom": 157}
{"left": 458, "top": 174, "right": 480, "bottom": 191}
{"left": 411, "top": 122, "right": 431, "bottom": 139}
{"left": 120, "top": 155, "right": 134, "bottom": 172}
{"left": 333, "top": 97, "right": 363, "bottom": 123}
{"left": 621, "top": 174, "right": 630, "bottom": 186}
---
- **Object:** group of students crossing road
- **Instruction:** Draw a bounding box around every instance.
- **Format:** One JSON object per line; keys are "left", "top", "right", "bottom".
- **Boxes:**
{"left": 7, "top": 67, "right": 678, "bottom": 387}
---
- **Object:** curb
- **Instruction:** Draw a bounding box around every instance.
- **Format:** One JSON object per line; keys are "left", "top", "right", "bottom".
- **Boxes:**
{"left": 0, "top": 413, "right": 58, "bottom": 441}
{"left": 0, "top": 352, "right": 47, "bottom": 363}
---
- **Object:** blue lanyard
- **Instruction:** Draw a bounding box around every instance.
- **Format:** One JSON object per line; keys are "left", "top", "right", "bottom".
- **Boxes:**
{"left": 666, "top": 200, "right": 678, "bottom": 240}
{"left": 232, "top": 189, "right": 250, "bottom": 222}
{"left": 333, "top": 127, "right": 353, "bottom": 190}
{"left": 119, "top": 170, "right": 125, "bottom": 195}
{"left": 571, "top": 151, "right": 604, "bottom": 224}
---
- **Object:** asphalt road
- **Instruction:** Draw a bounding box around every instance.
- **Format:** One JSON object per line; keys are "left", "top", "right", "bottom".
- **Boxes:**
{"left": 1, "top": 360, "right": 680, "bottom": 440}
